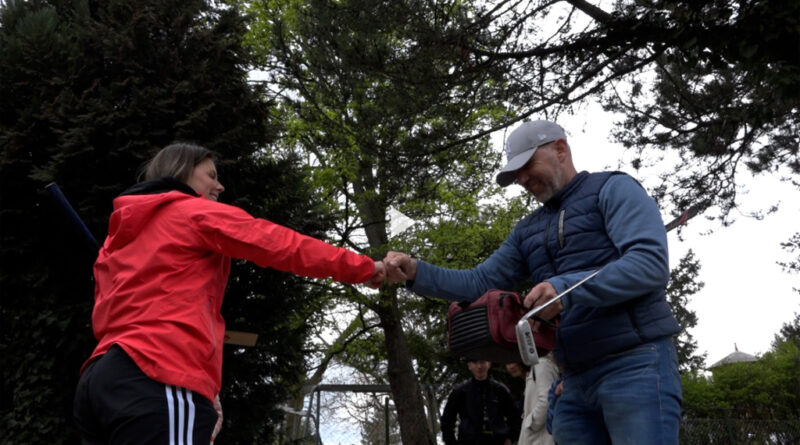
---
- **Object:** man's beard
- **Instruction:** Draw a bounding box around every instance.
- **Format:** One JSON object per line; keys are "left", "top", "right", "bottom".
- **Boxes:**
{"left": 532, "top": 170, "right": 565, "bottom": 204}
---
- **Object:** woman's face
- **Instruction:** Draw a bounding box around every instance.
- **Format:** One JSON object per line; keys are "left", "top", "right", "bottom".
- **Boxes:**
{"left": 186, "top": 158, "right": 224, "bottom": 201}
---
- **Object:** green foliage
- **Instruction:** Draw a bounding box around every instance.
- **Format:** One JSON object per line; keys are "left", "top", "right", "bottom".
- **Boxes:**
{"left": 683, "top": 339, "right": 800, "bottom": 420}
{"left": 774, "top": 312, "right": 800, "bottom": 349}
{"left": 666, "top": 250, "right": 707, "bottom": 372}
{"left": 681, "top": 371, "right": 728, "bottom": 416}
{"left": 777, "top": 232, "right": 800, "bottom": 296}
{"left": 240, "top": 1, "right": 520, "bottom": 441}
{"left": 597, "top": 0, "right": 800, "bottom": 218}
{"left": 0, "top": 0, "right": 323, "bottom": 443}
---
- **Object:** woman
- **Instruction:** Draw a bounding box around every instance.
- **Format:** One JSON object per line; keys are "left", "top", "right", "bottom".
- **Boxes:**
{"left": 73, "top": 143, "right": 385, "bottom": 444}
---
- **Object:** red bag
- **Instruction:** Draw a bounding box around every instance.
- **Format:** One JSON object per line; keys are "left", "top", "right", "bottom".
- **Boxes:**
{"left": 447, "top": 289, "right": 557, "bottom": 364}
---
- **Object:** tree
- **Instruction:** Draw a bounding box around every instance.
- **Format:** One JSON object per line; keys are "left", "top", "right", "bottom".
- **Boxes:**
{"left": 778, "top": 231, "right": 800, "bottom": 294}
{"left": 774, "top": 312, "right": 800, "bottom": 349}
{"left": 442, "top": 0, "right": 800, "bottom": 220}
{"left": 775, "top": 233, "right": 800, "bottom": 347}
{"left": 358, "top": 395, "right": 401, "bottom": 445}
{"left": 239, "top": 0, "right": 798, "bottom": 439}
{"left": 241, "top": 0, "right": 528, "bottom": 441}
{"left": 666, "top": 250, "right": 707, "bottom": 372}
{"left": 682, "top": 337, "right": 800, "bottom": 443}
{"left": 601, "top": 0, "right": 800, "bottom": 218}
{"left": 0, "top": 0, "right": 324, "bottom": 442}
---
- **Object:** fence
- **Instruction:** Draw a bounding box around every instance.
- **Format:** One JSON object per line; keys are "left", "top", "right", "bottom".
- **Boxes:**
{"left": 680, "top": 418, "right": 800, "bottom": 445}
{"left": 282, "top": 391, "right": 800, "bottom": 445}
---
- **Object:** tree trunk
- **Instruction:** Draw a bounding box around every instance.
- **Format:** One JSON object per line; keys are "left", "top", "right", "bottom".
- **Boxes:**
{"left": 375, "top": 289, "right": 435, "bottom": 445}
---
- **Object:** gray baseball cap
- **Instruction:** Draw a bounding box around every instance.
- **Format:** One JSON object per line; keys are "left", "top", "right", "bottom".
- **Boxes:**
{"left": 496, "top": 120, "right": 567, "bottom": 187}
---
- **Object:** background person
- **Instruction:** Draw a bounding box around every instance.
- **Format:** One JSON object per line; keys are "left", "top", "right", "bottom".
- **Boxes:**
{"left": 73, "top": 143, "right": 385, "bottom": 445}
{"left": 384, "top": 119, "right": 682, "bottom": 444}
{"left": 504, "top": 362, "right": 528, "bottom": 441}
{"left": 441, "top": 360, "right": 520, "bottom": 445}
{"left": 517, "top": 352, "right": 559, "bottom": 445}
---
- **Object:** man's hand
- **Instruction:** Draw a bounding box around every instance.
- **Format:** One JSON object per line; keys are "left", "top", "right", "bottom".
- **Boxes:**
{"left": 383, "top": 251, "right": 418, "bottom": 283}
{"left": 523, "top": 281, "right": 560, "bottom": 332}
{"left": 366, "top": 260, "right": 386, "bottom": 288}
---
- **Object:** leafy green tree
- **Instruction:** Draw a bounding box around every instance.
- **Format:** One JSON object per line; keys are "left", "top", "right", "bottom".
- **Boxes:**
{"left": 241, "top": 0, "right": 527, "bottom": 441}
{"left": 666, "top": 250, "right": 707, "bottom": 372}
{"left": 775, "top": 312, "right": 800, "bottom": 348}
{"left": 600, "top": 0, "right": 800, "bottom": 218}
{"left": 775, "top": 233, "right": 800, "bottom": 349}
{"left": 438, "top": 0, "right": 800, "bottom": 220}
{"left": 1, "top": 0, "right": 325, "bottom": 442}
{"left": 682, "top": 339, "right": 800, "bottom": 442}
{"left": 358, "top": 396, "right": 402, "bottom": 445}
{"left": 778, "top": 231, "right": 800, "bottom": 295}
{"left": 681, "top": 371, "right": 727, "bottom": 417}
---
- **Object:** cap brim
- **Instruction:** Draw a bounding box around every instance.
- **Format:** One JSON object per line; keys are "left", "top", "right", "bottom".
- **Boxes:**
{"left": 496, "top": 147, "right": 537, "bottom": 187}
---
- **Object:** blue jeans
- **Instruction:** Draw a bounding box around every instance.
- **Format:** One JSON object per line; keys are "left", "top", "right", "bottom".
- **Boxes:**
{"left": 552, "top": 337, "right": 682, "bottom": 445}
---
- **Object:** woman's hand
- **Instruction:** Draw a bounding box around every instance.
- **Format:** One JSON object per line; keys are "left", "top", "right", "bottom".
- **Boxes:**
{"left": 366, "top": 260, "right": 387, "bottom": 288}
{"left": 211, "top": 394, "right": 223, "bottom": 442}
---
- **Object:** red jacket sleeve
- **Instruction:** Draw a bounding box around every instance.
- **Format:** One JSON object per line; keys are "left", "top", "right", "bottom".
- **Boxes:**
{"left": 185, "top": 200, "right": 374, "bottom": 284}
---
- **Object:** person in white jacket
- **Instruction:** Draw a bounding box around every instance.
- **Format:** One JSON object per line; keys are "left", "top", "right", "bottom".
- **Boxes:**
{"left": 518, "top": 353, "right": 560, "bottom": 445}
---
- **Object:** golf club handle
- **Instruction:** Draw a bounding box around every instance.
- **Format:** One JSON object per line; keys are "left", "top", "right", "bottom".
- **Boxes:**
{"left": 45, "top": 182, "right": 101, "bottom": 256}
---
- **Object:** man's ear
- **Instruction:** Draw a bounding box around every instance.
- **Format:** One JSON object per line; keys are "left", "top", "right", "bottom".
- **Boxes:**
{"left": 553, "top": 139, "right": 569, "bottom": 161}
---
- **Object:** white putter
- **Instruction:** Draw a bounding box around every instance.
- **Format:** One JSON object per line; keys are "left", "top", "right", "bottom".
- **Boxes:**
{"left": 515, "top": 269, "right": 602, "bottom": 366}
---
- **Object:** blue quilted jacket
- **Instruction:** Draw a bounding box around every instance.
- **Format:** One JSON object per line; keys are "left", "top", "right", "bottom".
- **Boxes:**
{"left": 411, "top": 171, "right": 679, "bottom": 368}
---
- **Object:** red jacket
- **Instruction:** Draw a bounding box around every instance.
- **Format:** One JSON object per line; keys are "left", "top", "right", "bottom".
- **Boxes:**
{"left": 85, "top": 187, "right": 374, "bottom": 402}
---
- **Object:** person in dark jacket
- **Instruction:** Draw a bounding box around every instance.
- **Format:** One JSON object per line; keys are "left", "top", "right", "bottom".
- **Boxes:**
{"left": 384, "top": 120, "right": 682, "bottom": 444}
{"left": 73, "top": 143, "right": 386, "bottom": 445}
{"left": 441, "top": 360, "right": 520, "bottom": 445}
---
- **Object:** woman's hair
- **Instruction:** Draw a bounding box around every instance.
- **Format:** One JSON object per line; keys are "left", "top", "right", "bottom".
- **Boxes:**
{"left": 140, "top": 143, "right": 216, "bottom": 182}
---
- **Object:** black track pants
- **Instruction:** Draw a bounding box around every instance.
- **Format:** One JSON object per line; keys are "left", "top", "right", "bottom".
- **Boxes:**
{"left": 73, "top": 345, "right": 217, "bottom": 445}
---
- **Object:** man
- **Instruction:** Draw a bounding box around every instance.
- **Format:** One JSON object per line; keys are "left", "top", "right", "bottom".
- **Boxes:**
{"left": 384, "top": 120, "right": 682, "bottom": 444}
{"left": 441, "top": 360, "right": 520, "bottom": 445}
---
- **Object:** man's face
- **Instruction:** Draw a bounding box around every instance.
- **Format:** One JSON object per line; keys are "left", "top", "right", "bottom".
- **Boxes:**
{"left": 514, "top": 141, "right": 567, "bottom": 203}
{"left": 467, "top": 360, "right": 491, "bottom": 381}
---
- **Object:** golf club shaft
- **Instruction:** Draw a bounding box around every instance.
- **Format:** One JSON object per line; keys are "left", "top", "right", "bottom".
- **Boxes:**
{"left": 519, "top": 268, "right": 602, "bottom": 321}
{"left": 45, "top": 182, "right": 100, "bottom": 256}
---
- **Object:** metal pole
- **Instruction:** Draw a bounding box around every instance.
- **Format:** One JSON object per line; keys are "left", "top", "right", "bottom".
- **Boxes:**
{"left": 302, "top": 391, "right": 313, "bottom": 440}
{"left": 424, "top": 384, "right": 440, "bottom": 439}
{"left": 384, "top": 396, "right": 390, "bottom": 444}
{"left": 316, "top": 390, "right": 322, "bottom": 444}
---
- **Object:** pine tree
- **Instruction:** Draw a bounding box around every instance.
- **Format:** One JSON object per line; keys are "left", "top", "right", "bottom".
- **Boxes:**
{"left": 667, "top": 250, "right": 708, "bottom": 373}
